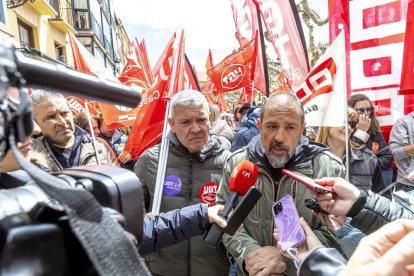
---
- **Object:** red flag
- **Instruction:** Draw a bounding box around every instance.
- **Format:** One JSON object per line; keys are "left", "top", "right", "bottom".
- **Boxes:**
{"left": 139, "top": 39, "right": 153, "bottom": 85}
{"left": 271, "top": 71, "right": 292, "bottom": 94}
{"left": 65, "top": 95, "right": 99, "bottom": 115}
{"left": 125, "top": 31, "right": 186, "bottom": 158}
{"left": 152, "top": 34, "right": 176, "bottom": 79}
{"left": 68, "top": 32, "right": 142, "bottom": 129}
{"left": 255, "top": 0, "right": 309, "bottom": 91}
{"left": 184, "top": 55, "right": 201, "bottom": 91}
{"left": 118, "top": 38, "right": 151, "bottom": 89}
{"left": 230, "top": 0, "right": 269, "bottom": 95}
{"left": 400, "top": 0, "right": 414, "bottom": 95}
{"left": 205, "top": 49, "right": 214, "bottom": 70}
{"left": 239, "top": 85, "right": 258, "bottom": 105}
{"left": 203, "top": 91, "right": 214, "bottom": 103}
{"left": 208, "top": 35, "right": 258, "bottom": 95}
{"left": 214, "top": 94, "right": 227, "bottom": 113}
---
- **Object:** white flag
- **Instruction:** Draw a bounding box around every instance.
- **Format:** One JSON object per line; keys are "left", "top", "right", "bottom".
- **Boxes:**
{"left": 294, "top": 31, "right": 346, "bottom": 127}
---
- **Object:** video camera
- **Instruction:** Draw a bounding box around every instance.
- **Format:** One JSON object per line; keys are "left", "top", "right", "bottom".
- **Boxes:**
{"left": 0, "top": 34, "right": 145, "bottom": 275}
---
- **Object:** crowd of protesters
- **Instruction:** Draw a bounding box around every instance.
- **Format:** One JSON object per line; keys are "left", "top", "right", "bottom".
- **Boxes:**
{"left": 2, "top": 87, "right": 414, "bottom": 276}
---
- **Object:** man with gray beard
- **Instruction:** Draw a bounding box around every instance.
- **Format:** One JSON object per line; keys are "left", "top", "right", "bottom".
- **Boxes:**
{"left": 216, "top": 92, "right": 346, "bottom": 276}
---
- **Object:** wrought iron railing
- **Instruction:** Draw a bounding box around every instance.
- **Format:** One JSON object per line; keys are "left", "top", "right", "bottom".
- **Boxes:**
{"left": 16, "top": 47, "right": 71, "bottom": 68}
{"left": 58, "top": 0, "right": 75, "bottom": 29}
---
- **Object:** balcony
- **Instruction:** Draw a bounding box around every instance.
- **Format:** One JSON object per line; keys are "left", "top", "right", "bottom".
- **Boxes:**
{"left": 104, "top": 35, "right": 114, "bottom": 60}
{"left": 90, "top": 13, "right": 104, "bottom": 44}
{"left": 28, "top": 0, "right": 58, "bottom": 16}
{"left": 48, "top": 0, "right": 77, "bottom": 34}
{"left": 16, "top": 47, "right": 71, "bottom": 69}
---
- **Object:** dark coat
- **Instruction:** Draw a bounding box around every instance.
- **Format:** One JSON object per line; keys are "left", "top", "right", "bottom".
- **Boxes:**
{"left": 230, "top": 106, "right": 261, "bottom": 152}
{"left": 351, "top": 131, "right": 393, "bottom": 170}
{"left": 134, "top": 131, "right": 231, "bottom": 276}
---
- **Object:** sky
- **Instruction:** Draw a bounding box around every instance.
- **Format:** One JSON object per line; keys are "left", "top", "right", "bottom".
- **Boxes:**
{"left": 113, "top": 0, "right": 330, "bottom": 75}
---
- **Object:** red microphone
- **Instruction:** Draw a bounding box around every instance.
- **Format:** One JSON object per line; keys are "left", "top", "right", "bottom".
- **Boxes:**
{"left": 221, "top": 160, "right": 259, "bottom": 219}
{"left": 203, "top": 160, "right": 259, "bottom": 248}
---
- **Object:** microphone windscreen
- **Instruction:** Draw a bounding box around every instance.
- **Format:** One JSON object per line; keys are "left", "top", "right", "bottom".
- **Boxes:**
{"left": 229, "top": 160, "right": 258, "bottom": 196}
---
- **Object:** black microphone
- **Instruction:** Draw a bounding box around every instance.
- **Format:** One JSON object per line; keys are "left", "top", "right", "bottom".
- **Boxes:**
{"left": 204, "top": 161, "right": 259, "bottom": 248}
{"left": 14, "top": 51, "right": 142, "bottom": 108}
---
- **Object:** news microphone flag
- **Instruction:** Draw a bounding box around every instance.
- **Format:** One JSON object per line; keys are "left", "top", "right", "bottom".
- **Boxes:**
{"left": 294, "top": 30, "right": 346, "bottom": 127}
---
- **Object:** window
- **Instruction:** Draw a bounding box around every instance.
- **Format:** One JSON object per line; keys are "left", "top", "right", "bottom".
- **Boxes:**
{"left": 18, "top": 20, "right": 34, "bottom": 49}
{"left": 73, "top": 0, "right": 88, "bottom": 9}
{"left": 74, "top": 10, "right": 90, "bottom": 29}
{"left": 0, "top": 0, "right": 8, "bottom": 25}
{"left": 55, "top": 43, "right": 64, "bottom": 61}
{"left": 77, "top": 36, "right": 93, "bottom": 53}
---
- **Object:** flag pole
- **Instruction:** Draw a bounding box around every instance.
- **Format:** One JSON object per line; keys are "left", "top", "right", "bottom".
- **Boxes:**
{"left": 152, "top": 31, "right": 183, "bottom": 215}
{"left": 85, "top": 102, "right": 101, "bottom": 165}
{"left": 339, "top": 30, "right": 349, "bottom": 181}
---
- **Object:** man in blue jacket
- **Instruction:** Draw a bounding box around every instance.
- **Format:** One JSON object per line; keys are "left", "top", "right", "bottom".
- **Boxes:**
{"left": 231, "top": 106, "right": 262, "bottom": 152}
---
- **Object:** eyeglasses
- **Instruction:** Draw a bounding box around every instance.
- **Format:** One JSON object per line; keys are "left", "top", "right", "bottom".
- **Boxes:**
{"left": 348, "top": 121, "right": 357, "bottom": 128}
{"left": 355, "top": 107, "right": 374, "bottom": 114}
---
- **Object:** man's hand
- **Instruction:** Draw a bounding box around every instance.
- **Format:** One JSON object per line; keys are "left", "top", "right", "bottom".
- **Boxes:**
{"left": 409, "top": 171, "right": 414, "bottom": 182}
{"left": 356, "top": 114, "right": 371, "bottom": 133}
{"left": 345, "top": 219, "right": 414, "bottom": 276}
{"left": 207, "top": 205, "right": 227, "bottom": 228}
{"left": 245, "top": 246, "right": 286, "bottom": 276}
{"left": 118, "top": 152, "right": 132, "bottom": 164}
{"left": 314, "top": 178, "right": 360, "bottom": 216}
{"left": 274, "top": 218, "right": 322, "bottom": 263}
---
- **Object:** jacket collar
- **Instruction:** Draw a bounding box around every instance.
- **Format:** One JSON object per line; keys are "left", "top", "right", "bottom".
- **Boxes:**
{"left": 167, "top": 130, "right": 224, "bottom": 162}
{"left": 247, "top": 135, "right": 329, "bottom": 173}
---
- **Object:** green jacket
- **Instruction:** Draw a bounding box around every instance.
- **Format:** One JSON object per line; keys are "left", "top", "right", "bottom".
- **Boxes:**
{"left": 134, "top": 131, "right": 231, "bottom": 276}
{"left": 216, "top": 136, "right": 346, "bottom": 276}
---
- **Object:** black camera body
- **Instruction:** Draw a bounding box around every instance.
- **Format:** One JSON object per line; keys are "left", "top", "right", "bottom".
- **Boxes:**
{"left": 0, "top": 165, "right": 143, "bottom": 275}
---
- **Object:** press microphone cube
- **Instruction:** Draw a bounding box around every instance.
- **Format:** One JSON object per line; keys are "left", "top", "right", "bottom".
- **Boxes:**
{"left": 203, "top": 187, "right": 262, "bottom": 248}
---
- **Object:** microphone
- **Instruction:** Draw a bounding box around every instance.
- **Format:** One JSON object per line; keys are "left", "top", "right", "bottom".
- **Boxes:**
{"left": 203, "top": 160, "right": 259, "bottom": 248}
{"left": 14, "top": 51, "right": 142, "bottom": 108}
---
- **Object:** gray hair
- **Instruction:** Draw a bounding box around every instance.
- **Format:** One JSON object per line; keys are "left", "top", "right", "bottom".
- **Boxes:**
{"left": 260, "top": 92, "right": 305, "bottom": 125}
{"left": 30, "top": 89, "right": 69, "bottom": 107}
{"left": 169, "top": 90, "right": 209, "bottom": 118}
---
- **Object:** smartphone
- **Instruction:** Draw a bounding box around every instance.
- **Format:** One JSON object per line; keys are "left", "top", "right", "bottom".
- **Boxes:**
{"left": 282, "top": 169, "right": 334, "bottom": 193}
{"left": 273, "top": 195, "right": 306, "bottom": 252}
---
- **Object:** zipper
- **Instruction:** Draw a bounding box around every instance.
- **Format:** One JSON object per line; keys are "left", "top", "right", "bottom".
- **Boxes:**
{"left": 256, "top": 169, "right": 276, "bottom": 246}
{"left": 253, "top": 178, "right": 263, "bottom": 221}
{"left": 291, "top": 181, "right": 298, "bottom": 204}
{"left": 188, "top": 155, "right": 193, "bottom": 276}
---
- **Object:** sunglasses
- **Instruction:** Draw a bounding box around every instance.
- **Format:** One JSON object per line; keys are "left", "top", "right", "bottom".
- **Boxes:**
{"left": 348, "top": 121, "right": 357, "bottom": 128}
{"left": 355, "top": 107, "right": 374, "bottom": 114}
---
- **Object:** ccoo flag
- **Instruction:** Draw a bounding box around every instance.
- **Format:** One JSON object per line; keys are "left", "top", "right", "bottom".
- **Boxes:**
{"left": 399, "top": 0, "right": 414, "bottom": 95}
{"left": 239, "top": 85, "right": 258, "bottom": 105}
{"left": 294, "top": 31, "right": 346, "bottom": 127}
{"left": 208, "top": 35, "right": 258, "bottom": 95}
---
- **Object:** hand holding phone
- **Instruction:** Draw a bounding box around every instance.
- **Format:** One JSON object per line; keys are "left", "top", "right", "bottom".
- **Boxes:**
{"left": 273, "top": 195, "right": 306, "bottom": 252}
{"left": 282, "top": 169, "right": 334, "bottom": 194}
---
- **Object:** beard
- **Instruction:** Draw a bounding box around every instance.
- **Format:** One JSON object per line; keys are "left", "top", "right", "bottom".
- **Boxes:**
{"left": 265, "top": 140, "right": 296, "bottom": 168}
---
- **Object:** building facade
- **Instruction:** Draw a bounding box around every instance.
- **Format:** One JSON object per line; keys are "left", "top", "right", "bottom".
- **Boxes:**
{"left": 0, "top": 0, "right": 129, "bottom": 76}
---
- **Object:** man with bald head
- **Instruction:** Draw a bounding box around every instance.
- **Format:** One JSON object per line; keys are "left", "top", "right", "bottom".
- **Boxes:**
{"left": 217, "top": 92, "right": 346, "bottom": 276}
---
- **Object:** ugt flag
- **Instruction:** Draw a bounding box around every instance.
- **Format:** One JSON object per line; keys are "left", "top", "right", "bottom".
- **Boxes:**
{"left": 208, "top": 35, "right": 258, "bottom": 95}
{"left": 294, "top": 31, "right": 346, "bottom": 127}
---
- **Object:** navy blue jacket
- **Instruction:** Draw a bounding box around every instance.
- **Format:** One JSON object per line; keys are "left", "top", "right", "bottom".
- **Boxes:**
{"left": 231, "top": 106, "right": 261, "bottom": 152}
{"left": 139, "top": 203, "right": 210, "bottom": 257}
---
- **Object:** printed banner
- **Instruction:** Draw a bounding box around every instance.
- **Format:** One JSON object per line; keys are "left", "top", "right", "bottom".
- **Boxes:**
{"left": 64, "top": 95, "right": 99, "bottom": 116}
{"left": 230, "top": 0, "right": 269, "bottom": 95}
{"left": 139, "top": 39, "right": 153, "bottom": 85}
{"left": 271, "top": 70, "right": 292, "bottom": 94}
{"left": 294, "top": 31, "right": 346, "bottom": 127}
{"left": 328, "top": 0, "right": 414, "bottom": 142}
{"left": 255, "top": 0, "right": 309, "bottom": 91}
{"left": 400, "top": 0, "right": 414, "bottom": 95}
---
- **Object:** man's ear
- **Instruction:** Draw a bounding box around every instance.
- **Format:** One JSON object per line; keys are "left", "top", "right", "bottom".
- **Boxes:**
{"left": 168, "top": 118, "right": 176, "bottom": 133}
{"left": 257, "top": 119, "right": 261, "bottom": 133}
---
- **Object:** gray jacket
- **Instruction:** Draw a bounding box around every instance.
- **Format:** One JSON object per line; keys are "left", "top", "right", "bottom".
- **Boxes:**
{"left": 389, "top": 111, "right": 414, "bottom": 186}
{"left": 134, "top": 131, "right": 231, "bottom": 276}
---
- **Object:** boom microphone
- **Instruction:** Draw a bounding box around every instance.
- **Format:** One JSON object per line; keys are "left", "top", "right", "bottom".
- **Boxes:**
{"left": 203, "top": 160, "right": 259, "bottom": 248}
{"left": 14, "top": 51, "right": 142, "bottom": 108}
